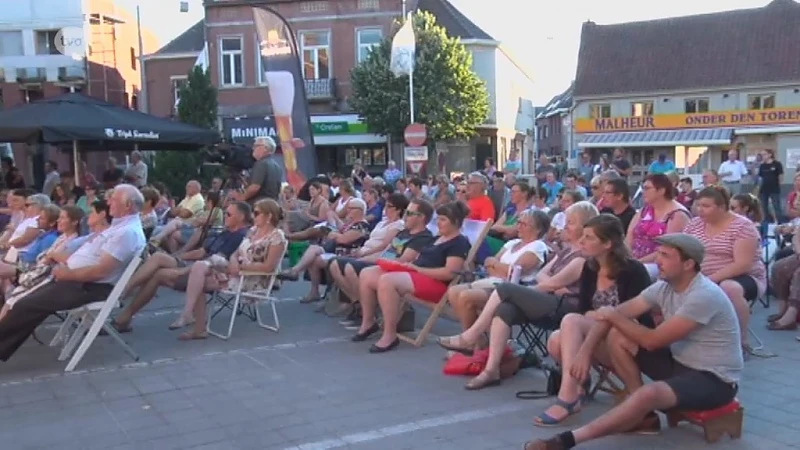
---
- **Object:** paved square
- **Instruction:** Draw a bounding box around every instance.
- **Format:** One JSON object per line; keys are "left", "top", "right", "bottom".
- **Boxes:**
{"left": 1, "top": 281, "right": 799, "bottom": 449}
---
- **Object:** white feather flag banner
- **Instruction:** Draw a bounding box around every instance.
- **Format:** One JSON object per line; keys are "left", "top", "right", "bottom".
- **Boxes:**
{"left": 390, "top": 13, "right": 415, "bottom": 77}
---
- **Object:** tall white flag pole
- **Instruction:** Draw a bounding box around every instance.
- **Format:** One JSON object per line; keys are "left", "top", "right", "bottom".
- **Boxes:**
{"left": 390, "top": 12, "right": 416, "bottom": 124}
{"left": 408, "top": 14, "right": 415, "bottom": 124}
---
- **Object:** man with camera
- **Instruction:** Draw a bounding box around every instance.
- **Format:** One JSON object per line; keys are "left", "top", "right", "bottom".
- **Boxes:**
{"left": 232, "top": 136, "right": 282, "bottom": 205}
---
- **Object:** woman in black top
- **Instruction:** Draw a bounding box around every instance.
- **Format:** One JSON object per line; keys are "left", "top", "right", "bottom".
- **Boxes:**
{"left": 535, "top": 214, "right": 651, "bottom": 427}
{"left": 351, "top": 201, "right": 471, "bottom": 353}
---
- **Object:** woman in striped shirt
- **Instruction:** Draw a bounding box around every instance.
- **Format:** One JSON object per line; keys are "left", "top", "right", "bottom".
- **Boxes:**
{"left": 684, "top": 186, "right": 766, "bottom": 356}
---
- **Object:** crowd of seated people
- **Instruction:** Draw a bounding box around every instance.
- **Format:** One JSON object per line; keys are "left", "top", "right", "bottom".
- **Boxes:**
{"left": 0, "top": 155, "right": 795, "bottom": 448}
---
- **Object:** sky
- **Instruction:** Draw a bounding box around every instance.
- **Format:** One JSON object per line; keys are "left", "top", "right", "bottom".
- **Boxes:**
{"left": 125, "top": 0, "right": 773, "bottom": 105}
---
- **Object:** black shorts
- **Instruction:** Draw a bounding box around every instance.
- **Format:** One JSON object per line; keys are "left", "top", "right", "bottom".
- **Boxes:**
{"left": 728, "top": 274, "right": 758, "bottom": 301}
{"left": 635, "top": 347, "right": 737, "bottom": 411}
{"left": 332, "top": 257, "right": 375, "bottom": 275}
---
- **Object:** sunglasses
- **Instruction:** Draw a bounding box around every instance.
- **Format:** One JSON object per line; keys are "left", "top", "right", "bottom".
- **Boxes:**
{"left": 457, "top": 190, "right": 467, "bottom": 194}
{"left": 405, "top": 210, "right": 423, "bottom": 217}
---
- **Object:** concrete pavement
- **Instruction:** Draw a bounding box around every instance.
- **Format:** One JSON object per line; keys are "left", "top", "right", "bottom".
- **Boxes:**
{"left": 0, "top": 281, "right": 799, "bottom": 449}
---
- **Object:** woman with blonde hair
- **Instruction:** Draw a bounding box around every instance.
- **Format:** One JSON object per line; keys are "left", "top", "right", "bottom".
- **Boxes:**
{"left": 175, "top": 199, "right": 287, "bottom": 339}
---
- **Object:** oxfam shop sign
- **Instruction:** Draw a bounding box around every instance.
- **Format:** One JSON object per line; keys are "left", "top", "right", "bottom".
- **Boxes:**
{"left": 312, "top": 121, "right": 370, "bottom": 134}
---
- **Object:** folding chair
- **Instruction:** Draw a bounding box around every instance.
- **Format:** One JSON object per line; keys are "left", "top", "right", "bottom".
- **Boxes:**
{"left": 515, "top": 317, "right": 557, "bottom": 360}
{"left": 49, "top": 255, "right": 142, "bottom": 372}
{"left": 587, "top": 364, "right": 626, "bottom": 402}
{"left": 206, "top": 243, "right": 287, "bottom": 340}
{"left": 397, "top": 219, "right": 493, "bottom": 347}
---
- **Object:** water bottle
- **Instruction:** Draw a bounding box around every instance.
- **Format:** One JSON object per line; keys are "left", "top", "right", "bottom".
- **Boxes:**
{"left": 510, "top": 264, "right": 522, "bottom": 284}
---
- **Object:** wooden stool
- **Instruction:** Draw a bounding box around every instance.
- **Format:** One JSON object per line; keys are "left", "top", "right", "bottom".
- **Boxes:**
{"left": 665, "top": 399, "right": 743, "bottom": 443}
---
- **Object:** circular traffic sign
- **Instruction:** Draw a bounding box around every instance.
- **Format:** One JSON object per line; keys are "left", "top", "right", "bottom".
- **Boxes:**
{"left": 404, "top": 123, "right": 427, "bottom": 146}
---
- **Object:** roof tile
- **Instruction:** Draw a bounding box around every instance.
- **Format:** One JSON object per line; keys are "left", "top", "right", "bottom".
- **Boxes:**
{"left": 153, "top": 20, "right": 205, "bottom": 55}
{"left": 416, "top": 0, "right": 493, "bottom": 40}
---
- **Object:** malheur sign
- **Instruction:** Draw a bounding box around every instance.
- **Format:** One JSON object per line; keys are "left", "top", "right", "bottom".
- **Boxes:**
{"left": 54, "top": 27, "right": 87, "bottom": 59}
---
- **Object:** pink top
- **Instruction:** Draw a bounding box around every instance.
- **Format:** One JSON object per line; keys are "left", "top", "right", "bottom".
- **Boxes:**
{"left": 630, "top": 205, "right": 688, "bottom": 259}
{"left": 683, "top": 214, "right": 767, "bottom": 294}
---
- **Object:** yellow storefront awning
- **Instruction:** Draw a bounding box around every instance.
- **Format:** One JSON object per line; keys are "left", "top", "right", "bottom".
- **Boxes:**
{"left": 578, "top": 128, "right": 734, "bottom": 148}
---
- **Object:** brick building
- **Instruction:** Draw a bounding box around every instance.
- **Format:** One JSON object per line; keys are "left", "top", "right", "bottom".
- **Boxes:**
{"left": 573, "top": 0, "right": 800, "bottom": 184}
{"left": 143, "top": 0, "right": 534, "bottom": 177}
{"left": 0, "top": 0, "right": 159, "bottom": 187}
{"left": 535, "top": 83, "right": 573, "bottom": 158}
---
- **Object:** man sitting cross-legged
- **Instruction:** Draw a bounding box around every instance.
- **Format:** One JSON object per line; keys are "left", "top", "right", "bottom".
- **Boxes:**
{"left": 111, "top": 202, "right": 251, "bottom": 332}
{"left": 526, "top": 234, "right": 742, "bottom": 450}
{"left": 0, "top": 185, "right": 145, "bottom": 361}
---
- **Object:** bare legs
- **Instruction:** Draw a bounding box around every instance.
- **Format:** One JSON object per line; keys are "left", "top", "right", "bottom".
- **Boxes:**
{"left": 114, "top": 267, "right": 188, "bottom": 328}
{"left": 719, "top": 280, "right": 751, "bottom": 346}
{"left": 449, "top": 285, "right": 490, "bottom": 331}
{"left": 356, "top": 266, "right": 384, "bottom": 333}
{"left": 374, "top": 272, "right": 414, "bottom": 348}
{"left": 173, "top": 262, "right": 212, "bottom": 327}
{"left": 122, "top": 252, "right": 178, "bottom": 298}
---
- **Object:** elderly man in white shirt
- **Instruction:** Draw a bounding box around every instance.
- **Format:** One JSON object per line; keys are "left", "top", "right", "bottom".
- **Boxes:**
{"left": 0, "top": 184, "right": 145, "bottom": 361}
{"left": 718, "top": 149, "right": 749, "bottom": 195}
{"left": 125, "top": 151, "right": 148, "bottom": 188}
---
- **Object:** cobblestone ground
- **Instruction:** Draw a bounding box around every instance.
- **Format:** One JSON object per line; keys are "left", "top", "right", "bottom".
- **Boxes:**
{"left": 0, "top": 281, "right": 799, "bottom": 449}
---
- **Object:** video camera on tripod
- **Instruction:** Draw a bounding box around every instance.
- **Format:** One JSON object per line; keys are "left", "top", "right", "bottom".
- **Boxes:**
{"left": 202, "top": 140, "right": 255, "bottom": 172}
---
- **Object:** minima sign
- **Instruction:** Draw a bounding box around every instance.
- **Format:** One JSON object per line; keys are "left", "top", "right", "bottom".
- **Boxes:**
{"left": 223, "top": 117, "right": 278, "bottom": 144}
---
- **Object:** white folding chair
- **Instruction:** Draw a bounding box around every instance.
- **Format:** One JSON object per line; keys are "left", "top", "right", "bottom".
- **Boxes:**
{"left": 206, "top": 243, "right": 287, "bottom": 340}
{"left": 50, "top": 255, "right": 142, "bottom": 372}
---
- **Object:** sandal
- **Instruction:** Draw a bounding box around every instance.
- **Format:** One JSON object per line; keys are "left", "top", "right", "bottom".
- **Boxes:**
{"left": 279, "top": 269, "right": 299, "bottom": 281}
{"left": 767, "top": 312, "right": 785, "bottom": 322}
{"left": 767, "top": 320, "right": 797, "bottom": 331}
{"left": 465, "top": 371, "right": 501, "bottom": 391}
{"left": 168, "top": 317, "right": 195, "bottom": 330}
{"left": 437, "top": 335, "right": 474, "bottom": 356}
{"left": 178, "top": 330, "right": 208, "bottom": 341}
{"left": 299, "top": 294, "right": 321, "bottom": 304}
{"left": 533, "top": 397, "right": 583, "bottom": 427}
{"left": 523, "top": 438, "right": 563, "bottom": 450}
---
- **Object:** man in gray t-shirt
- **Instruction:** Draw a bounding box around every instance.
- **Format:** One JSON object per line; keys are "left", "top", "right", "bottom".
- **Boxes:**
{"left": 236, "top": 136, "right": 283, "bottom": 204}
{"left": 527, "top": 234, "right": 741, "bottom": 450}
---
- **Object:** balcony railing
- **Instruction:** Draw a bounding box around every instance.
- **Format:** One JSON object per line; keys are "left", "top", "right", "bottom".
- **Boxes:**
{"left": 16, "top": 68, "right": 46, "bottom": 82}
{"left": 58, "top": 64, "right": 87, "bottom": 81}
{"left": 304, "top": 78, "right": 336, "bottom": 100}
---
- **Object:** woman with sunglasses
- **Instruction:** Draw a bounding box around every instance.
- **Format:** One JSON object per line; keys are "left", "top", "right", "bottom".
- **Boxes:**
{"left": 175, "top": 199, "right": 287, "bottom": 340}
{"left": 1, "top": 194, "right": 49, "bottom": 253}
{"left": 328, "top": 194, "right": 411, "bottom": 302}
{"left": 352, "top": 201, "right": 471, "bottom": 353}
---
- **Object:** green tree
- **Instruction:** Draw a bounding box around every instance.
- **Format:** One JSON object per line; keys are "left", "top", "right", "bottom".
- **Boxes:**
{"left": 150, "top": 65, "right": 219, "bottom": 196}
{"left": 350, "top": 11, "right": 489, "bottom": 169}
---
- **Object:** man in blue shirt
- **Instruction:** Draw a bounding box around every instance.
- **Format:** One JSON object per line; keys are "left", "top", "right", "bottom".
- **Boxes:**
{"left": 110, "top": 202, "right": 251, "bottom": 332}
{"left": 648, "top": 153, "right": 675, "bottom": 175}
{"left": 542, "top": 171, "right": 563, "bottom": 206}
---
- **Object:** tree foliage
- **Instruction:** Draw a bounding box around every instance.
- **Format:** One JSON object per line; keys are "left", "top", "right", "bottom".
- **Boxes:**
{"left": 350, "top": 11, "right": 490, "bottom": 143}
{"left": 151, "top": 66, "right": 219, "bottom": 197}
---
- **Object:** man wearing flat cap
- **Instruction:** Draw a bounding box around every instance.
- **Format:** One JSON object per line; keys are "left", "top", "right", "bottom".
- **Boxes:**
{"left": 526, "top": 234, "right": 743, "bottom": 450}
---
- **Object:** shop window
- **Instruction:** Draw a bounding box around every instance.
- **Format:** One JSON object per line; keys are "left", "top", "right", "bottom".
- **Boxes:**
{"left": 684, "top": 98, "right": 709, "bottom": 113}
{"left": 748, "top": 94, "right": 775, "bottom": 110}
{"left": 630, "top": 101, "right": 653, "bottom": 116}
{"left": 589, "top": 103, "right": 611, "bottom": 119}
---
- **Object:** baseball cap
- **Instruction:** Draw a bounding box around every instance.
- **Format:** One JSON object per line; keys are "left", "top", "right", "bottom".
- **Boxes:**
{"left": 655, "top": 233, "right": 704, "bottom": 265}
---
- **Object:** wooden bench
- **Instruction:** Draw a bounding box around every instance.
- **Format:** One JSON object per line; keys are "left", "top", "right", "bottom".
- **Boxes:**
{"left": 665, "top": 399, "right": 743, "bottom": 443}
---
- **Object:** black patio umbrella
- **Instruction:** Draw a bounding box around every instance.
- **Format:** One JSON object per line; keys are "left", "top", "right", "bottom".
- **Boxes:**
{"left": 0, "top": 93, "right": 220, "bottom": 151}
